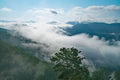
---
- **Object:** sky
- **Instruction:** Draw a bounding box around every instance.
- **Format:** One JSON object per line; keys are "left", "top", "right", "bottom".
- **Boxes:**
{"left": 0, "top": 0, "right": 120, "bottom": 9}
{"left": 0, "top": 0, "right": 120, "bottom": 22}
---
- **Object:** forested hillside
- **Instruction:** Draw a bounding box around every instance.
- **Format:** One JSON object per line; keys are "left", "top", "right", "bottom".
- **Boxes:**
{"left": 0, "top": 40, "right": 57, "bottom": 80}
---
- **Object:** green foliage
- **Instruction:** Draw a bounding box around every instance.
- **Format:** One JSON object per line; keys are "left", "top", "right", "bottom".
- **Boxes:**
{"left": 1, "top": 39, "right": 120, "bottom": 80}
{"left": 0, "top": 40, "right": 39, "bottom": 65}
{"left": 115, "top": 69, "right": 120, "bottom": 80}
{"left": 51, "top": 47, "right": 89, "bottom": 80}
{"left": 90, "top": 67, "right": 112, "bottom": 80}
{"left": 36, "top": 67, "right": 58, "bottom": 80}
{"left": 0, "top": 40, "right": 58, "bottom": 80}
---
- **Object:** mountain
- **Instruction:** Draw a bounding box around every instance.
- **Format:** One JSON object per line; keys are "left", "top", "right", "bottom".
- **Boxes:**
{"left": 0, "top": 31, "right": 57, "bottom": 80}
{"left": 0, "top": 28, "right": 50, "bottom": 60}
{"left": 65, "top": 22, "right": 120, "bottom": 41}
{"left": 0, "top": 28, "right": 33, "bottom": 45}
{"left": 0, "top": 24, "right": 120, "bottom": 79}
{"left": 0, "top": 20, "right": 15, "bottom": 23}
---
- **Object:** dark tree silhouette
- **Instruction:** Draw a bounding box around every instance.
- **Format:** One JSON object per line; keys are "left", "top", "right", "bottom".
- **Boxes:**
{"left": 50, "top": 47, "right": 89, "bottom": 80}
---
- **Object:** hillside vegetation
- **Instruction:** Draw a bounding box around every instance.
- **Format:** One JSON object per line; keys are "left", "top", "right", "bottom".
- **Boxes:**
{"left": 0, "top": 40, "right": 57, "bottom": 80}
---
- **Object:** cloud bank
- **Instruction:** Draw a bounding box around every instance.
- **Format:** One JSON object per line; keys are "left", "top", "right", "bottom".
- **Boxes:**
{"left": 25, "top": 5, "right": 120, "bottom": 24}
{"left": 0, "top": 5, "right": 120, "bottom": 68}
{"left": 5, "top": 22, "right": 119, "bottom": 68}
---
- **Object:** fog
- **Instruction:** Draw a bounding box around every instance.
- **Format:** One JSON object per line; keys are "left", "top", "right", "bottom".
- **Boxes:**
{"left": 0, "top": 5, "right": 120, "bottom": 68}
{"left": 6, "top": 22, "right": 118, "bottom": 68}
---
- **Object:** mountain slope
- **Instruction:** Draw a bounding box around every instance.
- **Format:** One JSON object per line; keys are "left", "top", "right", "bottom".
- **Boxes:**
{"left": 65, "top": 22, "right": 120, "bottom": 41}
{"left": 0, "top": 40, "right": 57, "bottom": 80}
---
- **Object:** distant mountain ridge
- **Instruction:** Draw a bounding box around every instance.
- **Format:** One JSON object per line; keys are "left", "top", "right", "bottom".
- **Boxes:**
{"left": 65, "top": 22, "right": 120, "bottom": 41}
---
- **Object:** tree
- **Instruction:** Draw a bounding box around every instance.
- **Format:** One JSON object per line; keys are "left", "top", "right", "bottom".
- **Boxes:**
{"left": 50, "top": 47, "right": 89, "bottom": 80}
{"left": 115, "top": 69, "right": 120, "bottom": 80}
{"left": 91, "top": 67, "right": 111, "bottom": 80}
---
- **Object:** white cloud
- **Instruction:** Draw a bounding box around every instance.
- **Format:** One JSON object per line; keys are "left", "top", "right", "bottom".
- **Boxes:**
{"left": 66, "top": 5, "right": 120, "bottom": 23}
{"left": 0, "top": 5, "right": 120, "bottom": 67}
{"left": 0, "top": 19, "right": 120, "bottom": 68}
{"left": 86, "top": 6, "right": 105, "bottom": 11}
{"left": 27, "top": 8, "right": 65, "bottom": 24}
{"left": 28, "top": 8, "right": 64, "bottom": 15}
{"left": 86, "top": 5, "right": 120, "bottom": 11}
{"left": 105, "top": 5, "right": 120, "bottom": 11}
{"left": 0, "top": 7, "right": 12, "bottom": 12}
{"left": 6, "top": 22, "right": 119, "bottom": 67}
{"left": 26, "top": 5, "right": 120, "bottom": 24}
{"left": 0, "top": 5, "right": 120, "bottom": 23}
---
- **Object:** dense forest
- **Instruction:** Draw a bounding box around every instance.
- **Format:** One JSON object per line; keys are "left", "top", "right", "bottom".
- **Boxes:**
{"left": 0, "top": 40, "right": 120, "bottom": 80}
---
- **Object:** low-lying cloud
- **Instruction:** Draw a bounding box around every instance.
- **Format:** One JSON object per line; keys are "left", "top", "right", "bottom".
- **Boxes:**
{"left": 6, "top": 21, "right": 119, "bottom": 68}
{"left": 0, "top": 5, "right": 120, "bottom": 68}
